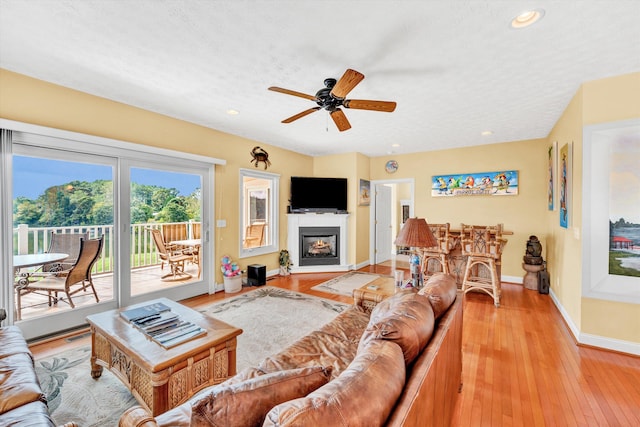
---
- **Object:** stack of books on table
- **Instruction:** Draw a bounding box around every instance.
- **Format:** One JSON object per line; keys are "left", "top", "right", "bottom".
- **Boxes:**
{"left": 120, "top": 302, "right": 207, "bottom": 348}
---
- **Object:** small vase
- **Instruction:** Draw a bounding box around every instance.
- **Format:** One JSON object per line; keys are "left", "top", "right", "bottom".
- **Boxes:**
{"left": 223, "top": 276, "right": 242, "bottom": 293}
{"left": 279, "top": 266, "right": 290, "bottom": 276}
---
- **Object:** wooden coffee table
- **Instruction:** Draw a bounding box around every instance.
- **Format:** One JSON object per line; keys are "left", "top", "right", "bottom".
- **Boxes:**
{"left": 353, "top": 276, "right": 396, "bottom": 313}
{"left": 86, "top": 297, "right": 242, "bottom": 416}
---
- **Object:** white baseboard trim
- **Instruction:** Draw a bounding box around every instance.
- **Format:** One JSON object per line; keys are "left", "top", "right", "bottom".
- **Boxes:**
{"left": 578, "top": 332, "right": 640, "bottom": 356}
{"left": 549, "top": 288, "right": 640, "bottom": 356}
{"left": 502, "top": 275, "right": 523, "bottom": 284}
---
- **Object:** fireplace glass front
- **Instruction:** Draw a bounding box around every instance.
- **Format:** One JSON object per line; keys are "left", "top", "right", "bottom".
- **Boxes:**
{"left": 299, "top": 226, "right": 340, "bottom": 266}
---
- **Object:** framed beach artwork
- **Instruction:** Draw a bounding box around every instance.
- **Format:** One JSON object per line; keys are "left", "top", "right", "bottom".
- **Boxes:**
{"left": 547, "top": 141, "right": 557, "bottom": 210}
{"left": 559, "top": 142, "right": 572, "bottom": 228}
{"left": 431, "top": 170, "right": 518, "bottom": 197}
{"left": 358, "top": 179, "right": 371, "bottom": 206}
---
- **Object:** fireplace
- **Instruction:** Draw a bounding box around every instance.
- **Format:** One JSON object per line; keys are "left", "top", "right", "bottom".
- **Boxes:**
{"left": 287, "top": 213, "right": 350, "bottom": 273}
{"left": 299, "top": 227, "right": 339, "bottom": 266}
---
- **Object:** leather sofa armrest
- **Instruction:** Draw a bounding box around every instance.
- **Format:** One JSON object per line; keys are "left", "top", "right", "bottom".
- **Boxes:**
{"left": 118, "top": 406, "right": 158, "bottom": 427}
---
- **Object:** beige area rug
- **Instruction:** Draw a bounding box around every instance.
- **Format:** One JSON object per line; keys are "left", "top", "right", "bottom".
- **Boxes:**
{"left": 34, "top": 287, "right": 348, "bottom": 426}
{"left": 311, "top": 271, "right": 389, "bottom": 297}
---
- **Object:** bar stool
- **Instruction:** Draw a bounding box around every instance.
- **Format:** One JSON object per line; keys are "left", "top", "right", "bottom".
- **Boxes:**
{"left": 460, "top": 223, "right": 506, "bottom": 307}
{"left": 420, "top": 223, "right": 451, "bottom": 280}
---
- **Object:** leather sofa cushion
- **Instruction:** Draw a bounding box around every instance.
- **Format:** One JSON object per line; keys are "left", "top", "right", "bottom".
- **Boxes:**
{"left": 358, "top": 289, "right": 435, "bottom": 365}
{"left": 418, "top": 272, "right": 458, "bottom": 319}
{"left": 0, "top": 352, "right": 46, "bottom": 415}
{"left": 0, "top": 400, "right": 55, "bottom": 427}
{"left": 0, "top": 326, "right": 31, "bottom": 358}
{"left": 258, "top": 306, "right": 369, "bottom": 379}
{"left": 263, "top": 339, "right": 405, "bottom": 427}
{"left": 155, "top": 366, "right": 331, "bottom": 427}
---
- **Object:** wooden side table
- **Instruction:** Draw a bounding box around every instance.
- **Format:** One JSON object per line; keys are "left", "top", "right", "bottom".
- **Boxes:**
{"left": 353, "top": 276, "right": 396, "bottom": 313}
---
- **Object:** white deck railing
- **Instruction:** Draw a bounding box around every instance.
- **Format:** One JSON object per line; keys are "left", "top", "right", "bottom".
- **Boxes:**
{"left": 13, "top": 221, "right": 200, "bottom": 273}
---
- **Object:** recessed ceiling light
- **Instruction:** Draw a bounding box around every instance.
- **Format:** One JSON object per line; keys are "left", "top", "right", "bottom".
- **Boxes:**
{"left": 511, "top": 9, "right": 545, "bottom": 29}
{"left": 226, "top": 109, "right": 239, "bottom": 115}
{"left": 391, "top": 143, "right": 400, "bottom": 148}
{"left": 481, "top": 130, "right": 494, "bottom": 136}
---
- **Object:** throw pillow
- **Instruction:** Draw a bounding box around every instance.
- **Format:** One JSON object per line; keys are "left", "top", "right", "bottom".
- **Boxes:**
{"left": 263, "top": 339, "right": 405, "bottom": 427}
{"left": 358, "top": 289, "right": 435, "bottom": 365}
{"left": 189, "top": 365, "right": 332, "bottom": 427}
{"left": 418, "top": 272, "right": 458, "bottom": 319}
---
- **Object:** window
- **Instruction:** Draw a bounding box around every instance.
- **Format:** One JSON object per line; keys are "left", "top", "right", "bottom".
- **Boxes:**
{"left": 239, "top": 168, "right": 279, "bottom": 258}
{"left": 582, "top": 118, "right": 640, "bottom": 304}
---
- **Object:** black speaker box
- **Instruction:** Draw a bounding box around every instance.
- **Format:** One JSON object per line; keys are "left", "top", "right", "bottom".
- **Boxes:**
{"left": 247, "top": 264, "right": 266, "bottom": 286}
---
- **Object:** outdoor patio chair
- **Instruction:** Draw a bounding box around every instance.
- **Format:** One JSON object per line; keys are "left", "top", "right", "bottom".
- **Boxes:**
{"left": 149, "top": 228, "right": 193, "bottom": 280}
{"left": 244, "top": 222, "right": 266, "bottom": 248}
{"left": 39, "top": 231, "right": 90, "bottom": 276}
{"left": 16, "top": 236, "right": 103, "bottom": 318}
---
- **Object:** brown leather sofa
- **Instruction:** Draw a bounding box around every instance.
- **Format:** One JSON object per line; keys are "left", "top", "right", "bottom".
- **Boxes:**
{"left": 0, "top": 309, "right": 77, "bottom": 427}
{"left": 119, "top": 273, "right": 463, "bottom": 427}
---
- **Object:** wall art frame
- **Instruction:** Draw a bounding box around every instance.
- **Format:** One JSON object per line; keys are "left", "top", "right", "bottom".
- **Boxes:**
{"left": 359, "top": 179, "right": 371, "bottom": 206}
{"left": 431, "top": 170, "right": 518, "bottom": 197}
{"left": 548, "top": 141, "right": 557, "bottom": 211}
{"left": 559, "top": 142, "right": 572, "bottom": 228}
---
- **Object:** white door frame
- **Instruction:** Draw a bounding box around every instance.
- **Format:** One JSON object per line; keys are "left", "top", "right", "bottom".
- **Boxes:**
{"left": 369, "top": 178, "right": 415, "bottom": 265}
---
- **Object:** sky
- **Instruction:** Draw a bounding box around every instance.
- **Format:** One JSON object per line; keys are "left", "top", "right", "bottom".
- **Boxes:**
{"left": 13, "top": 156, "right": 201, "bottom": 199}
{"left": 609, "top": 139, "right": 640, "bottom": 224}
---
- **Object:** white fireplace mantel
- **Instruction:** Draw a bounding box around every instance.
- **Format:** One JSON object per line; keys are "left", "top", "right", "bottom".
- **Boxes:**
{"left": 287, "top": 213, "right": 351, "bottom": 273}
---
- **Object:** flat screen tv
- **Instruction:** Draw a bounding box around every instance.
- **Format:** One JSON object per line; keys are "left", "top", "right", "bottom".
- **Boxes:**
{"left": 290, "top": 177, "right": 348, "bottom": 213}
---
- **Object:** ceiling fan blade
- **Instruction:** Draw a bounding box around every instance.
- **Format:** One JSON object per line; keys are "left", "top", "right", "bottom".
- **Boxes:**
{"left": 343, "top": 99, "right": 397, "bottom": 112}
{"left": 330, "top": 109, "right": 352, "bottom": 132}
{"left": 330, "top": 69, "right": 364, "bottom": 99}
{"left": 282, "top": 107, "right": 321, "bottom": 123}
{"left": 268, "top": 86, "right": 317, "bottom": 101}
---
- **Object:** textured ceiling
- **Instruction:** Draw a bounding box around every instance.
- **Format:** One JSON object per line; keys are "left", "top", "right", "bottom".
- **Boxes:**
{"left": 1, "top": 0, "right": 639, "bottom": 157}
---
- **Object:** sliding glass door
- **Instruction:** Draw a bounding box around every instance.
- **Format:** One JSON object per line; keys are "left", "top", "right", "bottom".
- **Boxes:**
{"left": 11, "top": 147, "right": 117, "bottom": 338}
{"left": 2, "top": 122, "right": 217, "bottom": 340}
{"left": 128, "top": 165, "right": 204, "bottom": 298}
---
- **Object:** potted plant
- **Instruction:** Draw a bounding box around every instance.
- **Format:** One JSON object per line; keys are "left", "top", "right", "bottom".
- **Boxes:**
{"left": 279, "top": 249, "right": 293, "bottom": 276}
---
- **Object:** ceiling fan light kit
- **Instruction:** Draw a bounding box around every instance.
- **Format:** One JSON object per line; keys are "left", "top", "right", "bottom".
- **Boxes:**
{"left": 269, "top": 68, "right": 397, "bottom": 132}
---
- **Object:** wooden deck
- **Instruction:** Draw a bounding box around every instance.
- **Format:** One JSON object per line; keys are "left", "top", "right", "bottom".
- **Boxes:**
{"left": 15, "top": 262, "right": 200, "bottom": 321}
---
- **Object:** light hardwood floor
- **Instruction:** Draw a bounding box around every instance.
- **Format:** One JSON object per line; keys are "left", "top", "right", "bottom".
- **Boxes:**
{"left": 28, "top": 264, "right": 640, "bottom": 426}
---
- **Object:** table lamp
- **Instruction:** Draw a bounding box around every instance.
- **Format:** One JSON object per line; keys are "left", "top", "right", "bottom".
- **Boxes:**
{"left": 394, "top": 217, "right": 437, "bottom": 288}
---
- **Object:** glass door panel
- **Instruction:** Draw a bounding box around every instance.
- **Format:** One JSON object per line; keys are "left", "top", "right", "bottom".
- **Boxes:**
{"left": 129, "top": 167, "right": 203, "bottom": 297}
{"left": 12, "top": 149, "right": 116, "bottom": 336}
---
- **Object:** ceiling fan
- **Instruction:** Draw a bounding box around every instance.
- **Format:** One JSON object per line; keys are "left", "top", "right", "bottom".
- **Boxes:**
{"left": 268, "top": 69, "right": 397, "bottom": 132}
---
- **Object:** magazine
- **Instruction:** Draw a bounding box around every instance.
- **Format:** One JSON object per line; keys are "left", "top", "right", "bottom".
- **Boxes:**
{"left": 120, "top": 302, "right": 171, "bottom": 322}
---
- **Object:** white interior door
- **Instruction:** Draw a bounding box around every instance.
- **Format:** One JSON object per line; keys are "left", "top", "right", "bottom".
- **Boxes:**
{"left": 375, "top": 184, "right": 393, "bottom": 264}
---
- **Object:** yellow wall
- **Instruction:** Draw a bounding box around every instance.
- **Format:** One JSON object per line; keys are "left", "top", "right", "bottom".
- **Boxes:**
{"left": 580, "top": 73, "right": 640, "bottom": 342}
{"left": 368, "top": 139, "right": 548, "bottom": 279}
{"left": 0, "top": 69, "right": 314, "bottom": 283}
{"left": 546, "top": 72, "right": 640, "bottom": 344}
{"left": 546, "top": 87, "right": 584, "bottom": 329}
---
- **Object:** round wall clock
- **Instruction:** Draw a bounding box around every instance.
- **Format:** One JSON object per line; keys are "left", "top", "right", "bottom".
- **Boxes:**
{"left": 385, "top": 160, "right": 399, "bottom": 173}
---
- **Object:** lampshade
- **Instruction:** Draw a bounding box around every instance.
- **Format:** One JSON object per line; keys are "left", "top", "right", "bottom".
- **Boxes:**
{"left": 394, "top": 217, "right": 437, "bottom": 248}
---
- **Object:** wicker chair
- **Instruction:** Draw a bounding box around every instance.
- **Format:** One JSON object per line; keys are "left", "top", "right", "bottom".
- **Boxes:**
{"left": 17, "top": 236, "right": 103, "bottom": 316}
{"left": 419, "top": 223, "right": 451, "bottom": 280}
{"left": 460, "top": 223, "right": 507, "bottom": 307}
